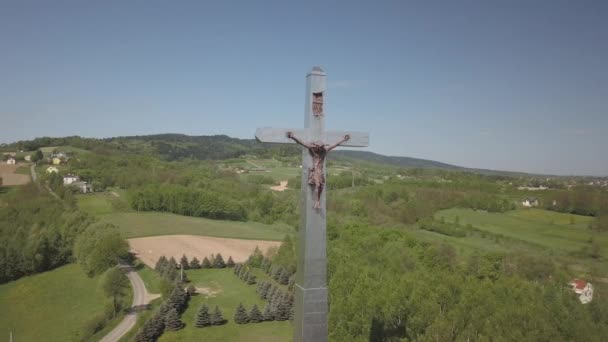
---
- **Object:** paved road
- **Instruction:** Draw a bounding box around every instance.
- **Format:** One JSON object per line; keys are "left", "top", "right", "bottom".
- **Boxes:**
{"left": 100, "top": 265, "right": 150, "bottom": 342}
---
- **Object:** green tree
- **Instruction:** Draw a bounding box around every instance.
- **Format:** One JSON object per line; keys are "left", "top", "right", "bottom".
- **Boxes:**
{"left": 262, "top": 303, "right": 274, "bottom": 321}
{"left": 180, "top": 254, "right": 190, "bottom": 270}
{"left": 213, "top": 253, "right": 226, "bottom": 268}
{"left": 74, "top": 224, "right": 129, "bottom": 276}
{"left": 246, "top": 273, "right": 257, "bottom": 285}
{"left": 32, "top": 149, "right": 44, "bottom": 163}
{"left": 249, "top": 304, "right": 263, "bottom": 323}
{"left": 164, "top": 308, "right": 184, "bottom": 331}
{"left": 226, "top": 256, "right": 235, "bottom": 268}
{"left": 154, "top": 256, "right": 167, "bottom": 272}
{"left": 187, "top": 284, "right": 196, "bottom": 296}
{"left": 202, "top": 257, "right": 212, "bottom": 268}
{"left": 210, "top": 305, "right": 224, "bottom": 325}
{"left": 189, "top": 257, "right": 201, "bottom": 269}
{"left": 102, "top": 267, "right": 130, "bottom": 318}
{"left": 195, "top": 304, "right": 211, "bottom": 327}
{"left": 234, "top": 303, "right": 249, "bottom": 324}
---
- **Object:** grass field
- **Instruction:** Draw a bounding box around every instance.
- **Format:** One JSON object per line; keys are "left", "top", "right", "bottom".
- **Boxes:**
{"left": 99, "top": 212, "right": 293, "bottom": 240}
{"left": 159, "top": 268, "right": 291, "bottom": 342}
{"left": 435, "top": 208, "right": 604, "bottom": 254}
{"left": 0, "top": 264, "right": 110, "bottom": 342}
{"left": 135, "top": 262, "right": 163, "bottom": 294}
{"left": 77, "top": 189, "right": 129, "bottom": 215}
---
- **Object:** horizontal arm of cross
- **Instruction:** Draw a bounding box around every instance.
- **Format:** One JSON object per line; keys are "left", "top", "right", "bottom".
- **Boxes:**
{"left": 255, "top": 127, "right": 369, "bottom": 147}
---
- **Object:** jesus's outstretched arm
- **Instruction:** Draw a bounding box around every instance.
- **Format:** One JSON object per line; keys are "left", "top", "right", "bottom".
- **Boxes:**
{"left": 287, "top": 132, "right": 313, "bottom": 149}
{"left": 326, "top": 134, "right": 350, "bottom": 151}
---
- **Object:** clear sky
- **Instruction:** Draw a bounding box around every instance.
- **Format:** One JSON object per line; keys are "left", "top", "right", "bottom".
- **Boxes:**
{"left": 1, "top": 1, "right": 606, "bottom": 175}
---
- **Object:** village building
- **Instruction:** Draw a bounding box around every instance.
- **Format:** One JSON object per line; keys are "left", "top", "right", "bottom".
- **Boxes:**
{"left": 569, "top": 279, "right": 593, "bottom": 304}
{"left": 522, "top": 197, "right": 539, "bottom": 207}
{"left": 70, "top": 181, "right": 93, "bottom": 194}
{"left": 46, "top": 166, "right": 59, "bottom": 174}
{"left": 24, "top": 155, "right": 32, "bottom": 161}
{"left": 52, "top": 157, "right": 62, "bottom": 165}
{"left": 63, "top": 174, "right": 80, "bottom": 185}
{"left": 6, "top": 157, "right": 16, "bottom": 165}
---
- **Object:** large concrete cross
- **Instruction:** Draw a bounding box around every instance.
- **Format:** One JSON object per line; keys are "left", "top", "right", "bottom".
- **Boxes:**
{"left": 255, "top": 66, "right": 369, "bottom": 342}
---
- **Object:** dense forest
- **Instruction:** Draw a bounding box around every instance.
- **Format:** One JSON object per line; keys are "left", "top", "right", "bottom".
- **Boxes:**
{"left": 0, "top": 184, "right": 94, "bottom": 283}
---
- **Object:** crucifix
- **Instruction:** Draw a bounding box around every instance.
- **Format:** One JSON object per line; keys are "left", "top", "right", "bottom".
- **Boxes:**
{"left": 255, "top": 66, "right": 370, "bottom": 342}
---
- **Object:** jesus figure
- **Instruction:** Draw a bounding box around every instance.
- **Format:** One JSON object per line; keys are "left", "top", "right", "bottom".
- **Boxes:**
{"left": 286, "top": 131, "right": 350, "bottom": 209}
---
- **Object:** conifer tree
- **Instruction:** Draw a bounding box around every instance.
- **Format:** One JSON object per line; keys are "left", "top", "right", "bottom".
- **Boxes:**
{"left": 164, "top": 308, "right": 184, "bottom": 331}
{"left": 187, "top": 284, "right": 196, "bottom": 296}
{"left": 226, "top": 256, "right": 235, "bottom": 268}
{"left": 261, "top": 282, "right": 271, "bottom": 299}
{"left": 262, "top": 302, "right": 275, "bottom": 321}
{"left": 214, "top": 253, "right": 226, "bottom": 268}
{"left": 234, "top": 303, "right": 249, "bottom": 324}
{"left": 233, "top": 263, "right": 242, "bottom": 275}
{"left": 169, "top": 256, "right": 178, "bottom": 268}
{"left": 154, "top": 256, "right": 167, "bottom": 272}
{"left": 195, "top": 304, "right": 211, "bottom": 327}
{"left": 267, "top": 285, "right": 277, "bottom": 301}
{"left": 247, "top": 273, "right": 257, "bottom": 285}
{"left": 159, "top": 301, "right": 171, "bottom": 317}
{"left": 202, "top": 256, "right": 212, "bottom": 268}
{"left": 168, "top": 286, "right": 187, "bottom": 313}
{"left": 180, "top": 254, "right": 190, "bottom": 270}
{"left": 210, "top": 305, "right": 224, "bottom": 325}
{"left": 288, "top": 274, "right": 296, "bottom": 292}
{"left": 272, "top": 266, "right": 282, "bottom": 281}
{"left": 189, "top": 257, "right": 201, "bottom": 269}
{"left": 279, "top": 268, "right": 290, "bottom": 285}
{"left": 249, "top": 304, "right": 263, "bottom": 323}
{"left": 275, "top": 292, "right": 290, "bottom": 321}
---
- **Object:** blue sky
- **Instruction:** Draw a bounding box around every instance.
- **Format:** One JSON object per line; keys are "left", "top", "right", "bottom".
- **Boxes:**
{"left": 1, "top": 1, "right": 606, "bottom": 175}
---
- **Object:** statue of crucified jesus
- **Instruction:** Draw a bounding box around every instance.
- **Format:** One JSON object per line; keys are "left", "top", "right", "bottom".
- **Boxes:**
{"left": 287, "top": 131, "right": 350, "bottom": 209}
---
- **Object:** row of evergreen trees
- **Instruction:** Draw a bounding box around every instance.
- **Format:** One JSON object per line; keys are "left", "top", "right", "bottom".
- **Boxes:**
{"left": 194, "top": 304, "right": 225, "bottom": 327}
{"left": 135, "top": 283, "right": 191, "bottom": 342}
{"left": 155, "top": 253, "right": 234, "bottom": 275}
{"left": 254, "top": 281, "right": 294, "bottom": 321}
{"left": 233, "top": 263, "right": 257, "bottom": 285}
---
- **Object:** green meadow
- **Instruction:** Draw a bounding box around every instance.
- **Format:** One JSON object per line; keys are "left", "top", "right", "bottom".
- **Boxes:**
{"left": 435, "top": 208, "right": 601, "bottom": 253}
{"left": 98, "top": 212, "right": 292, "bottom": 240}
{"left": 0, "top": 264, "right": 110, "bottom": 342}
{"left": 159, "top": 268, "right": 291, "bottom": 342}
{"left": 76, "top": 190, "right": 293, "bottom": 241}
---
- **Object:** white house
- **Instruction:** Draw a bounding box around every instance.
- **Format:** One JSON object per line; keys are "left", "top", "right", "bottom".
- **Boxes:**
{"left": 70, "top": 181, "right": 93, "bottom": 194}
{"left": 63, "top": 174, "right": 80, "bottom": 185}
{"left": 6, "top": 158, "right": 16, "bottom": 165}
{"left": 46, "top": 166, "right": 59, "bottom": 174}
{"left": 24, "top": 155, "right": 32, "bottom": 161}
{"left": 569, "top": 279, "right": 593, "bottom": 304}
{"left": 522, "top": 197, "right": 539, "bottom": 207}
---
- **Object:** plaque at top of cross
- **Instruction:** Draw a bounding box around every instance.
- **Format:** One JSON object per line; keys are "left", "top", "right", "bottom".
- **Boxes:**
{"left": 255, "top": 66, "right": 370, "bottom": 342}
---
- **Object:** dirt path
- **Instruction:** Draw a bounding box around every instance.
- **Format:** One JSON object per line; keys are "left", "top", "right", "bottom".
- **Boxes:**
{"left": 270, "top": 180, "right": 289, "bottom": 191}
{"left": 100, "top": 264, "right": 159, "bottom": 342}
{"left": 129, "top": 235, "right": 281, "bottom": 268}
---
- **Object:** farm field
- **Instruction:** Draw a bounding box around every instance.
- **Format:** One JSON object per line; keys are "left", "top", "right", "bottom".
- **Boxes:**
{"left": 129, "top": 235, "right": 281, "bottom": 268}
{"left": 434, "top": 208, "right": 604, "bottom": 255}
{"left": 99, "top": 211, "right": 293, "bottom": 240}
{"left": 0, "top": 163, "right": 30, "bottom": 186}
{"left": 0, "top": 264, "right": 110, "bottom": 342}
{"left": 159, "top": 268, "right": 291, "bottom": 342}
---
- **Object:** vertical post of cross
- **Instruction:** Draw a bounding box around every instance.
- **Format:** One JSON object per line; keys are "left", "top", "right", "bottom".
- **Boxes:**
{"left": 294, "top": 66, "right": 329, "bottom": 342}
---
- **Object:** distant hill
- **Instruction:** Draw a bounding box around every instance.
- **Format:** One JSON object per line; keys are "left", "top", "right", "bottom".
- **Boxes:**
{"left": 333, "top": 150, "right": 463, "bottom": 170}
{"left": 5, "top": 133, "right": 535, "bottom": 177}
